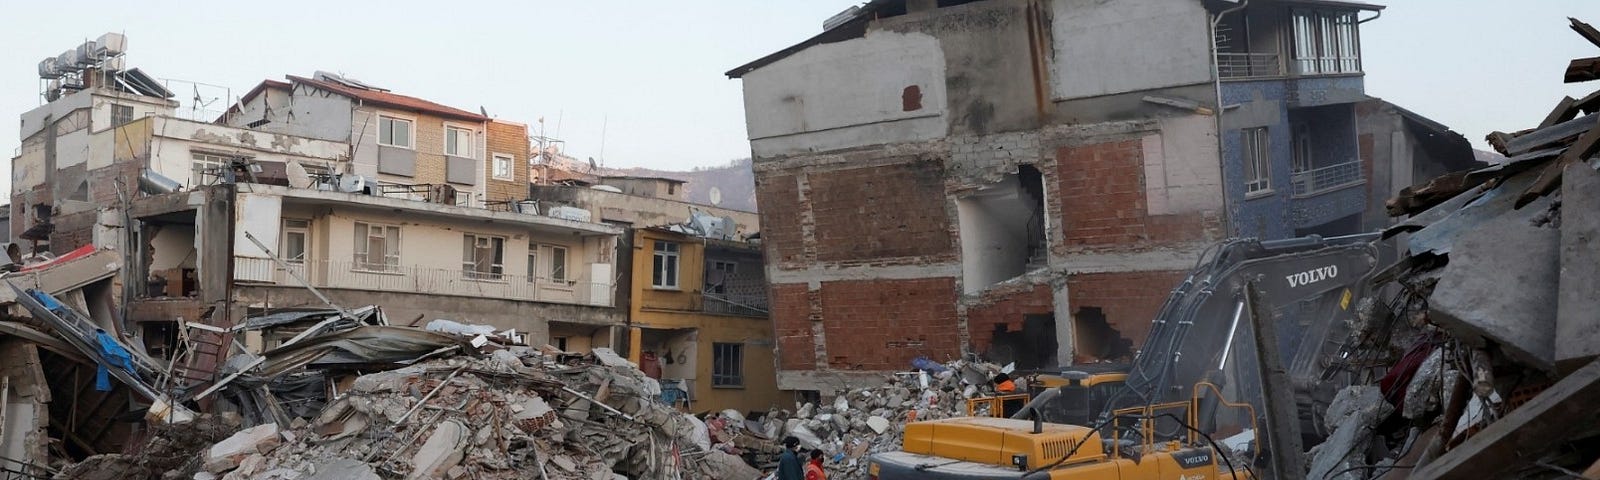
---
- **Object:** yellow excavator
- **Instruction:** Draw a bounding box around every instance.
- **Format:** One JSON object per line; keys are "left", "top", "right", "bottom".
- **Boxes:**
{"left": 868, "top": 234, "right": 1384, "bottom": 480}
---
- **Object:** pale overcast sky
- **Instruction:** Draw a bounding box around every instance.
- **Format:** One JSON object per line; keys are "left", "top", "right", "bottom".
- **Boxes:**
{"left": 0, "top": 0, "right": 1595, "bottom": 198}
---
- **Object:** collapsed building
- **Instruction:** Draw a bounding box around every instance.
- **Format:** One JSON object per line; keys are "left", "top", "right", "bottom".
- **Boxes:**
{"left": 727, "top": 0, "right": 1477, "bottom": 395}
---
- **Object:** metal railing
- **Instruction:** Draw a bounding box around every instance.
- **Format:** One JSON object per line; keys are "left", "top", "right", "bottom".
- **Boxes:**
{"left": 1218, "top": 53, "right": 1283, "bottom": 79}
{"left": 234, "top": 257, "right": 614, "bottom": 307}
{"left": 1290, "top": 160, "right": 1363, "bottom": 197}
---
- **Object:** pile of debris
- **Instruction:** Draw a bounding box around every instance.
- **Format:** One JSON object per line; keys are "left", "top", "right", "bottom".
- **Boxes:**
{"left": 1315, "top": 16, "right": 1600, "bottom": 480}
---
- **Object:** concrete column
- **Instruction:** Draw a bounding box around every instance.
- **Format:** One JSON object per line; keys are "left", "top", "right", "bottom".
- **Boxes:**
{"left": 628, "top": 326, "right": 643, "bottom": 363}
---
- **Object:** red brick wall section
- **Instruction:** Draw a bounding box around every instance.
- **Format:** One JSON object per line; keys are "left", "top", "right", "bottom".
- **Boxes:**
{"left": 809, "top": 162, "right": 954, "bottom": 263}
{"left": 1055, "top": 140, "right": 1215, "bottom": 249}
{"left": 1065, "top": 270, "right": 1188, "bottom": 355}
{"left": 965, "top": 283, "right": 1053, "bottom": 354}
{"left": 754, "top": 173, "right": 805, "bottom": 266}
{"left": 819, "top": 277, "right": 960, "bottom": 370}
{"left": 769, "top": 283, "right": 817, "bottom": 371}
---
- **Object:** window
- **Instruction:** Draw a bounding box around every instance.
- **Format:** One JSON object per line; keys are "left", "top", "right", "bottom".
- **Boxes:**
{"left": 1292, "top": 124, "right": 1313, "bottom": 173}
{"left": 1243, "top": 128, "right": 1272, "bottom": 195}
{"left": 548, "top": 246, "right": 568, "bottom": 283}
{"left": 190, "top": 152, "right": 229, "bottom": 187}
{"left": 462, "top": 234, "right": 505, "bottom": 280}
{"left": 445, "top": 126, "right": 474, "bottom": 158}
{"left": 282, "top": 219, "right": 309, "bottom": 263}
{"left": 353, "top": 222, "right": 401, "bottom": 272}
{"left": 1292, "top": 10, "right": 1361, "bottom": 75}
{"left": 712, "top": 343, "right": 744, "bottom": 387}
{"left": 652, "top": 241, "right": 680, "bottom": 289}
{"left": 111, "top": 104, "right": 134, "bottom": 127}
{"left": 378, "top": 116, "right": 413, "bottom": 148}
{"left": 527, "top": 241, "right": 539, "bottom": 279}
{"left": 492, "top": 154, "right": 514, "bottom": 180}
{"left": 707, "top": 260, "right": 737, "bottom": 294}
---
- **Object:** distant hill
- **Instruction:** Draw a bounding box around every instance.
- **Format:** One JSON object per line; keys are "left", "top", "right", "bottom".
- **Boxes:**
{"left": 602, "top": 159, "right": 758, "bottom": 212}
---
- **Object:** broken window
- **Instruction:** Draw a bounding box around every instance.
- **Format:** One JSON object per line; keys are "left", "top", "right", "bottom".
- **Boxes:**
{"left": 190, "top": 152, "right": 229, "bottom": 187}
{"left": 1243, "top": 127, "right": 1272, "bottom": 195}
{"left": 957, "top": 165, "right": 1047, "bottom": 293}
{"left": 712, "top": 342, "right": 743, "bottom": 387}
{"left": 445, "top": 126, "right": 474, "bottom": 158}
{"left": 462, "top": 234, "right": 505, "bottom": 280}
{"left": 652, "top": 241, "right": 680, "bottom": 289}
{"left": 1292, "top": 9, "right": 1360, "bottom": 74}
{"left": 706, "top": 260, "right": 736, "bottom": 294}
{"left": 111, "top": 104, "right": 134, "bottom": 127}
{"left": 353, "top": 222, "right": 401, "bottom": 272}
{"left": 378, "top": 115, "right": 413, "bottom": 149}
{"left": 282, "top": 219, "right": 309, "bottom": 263}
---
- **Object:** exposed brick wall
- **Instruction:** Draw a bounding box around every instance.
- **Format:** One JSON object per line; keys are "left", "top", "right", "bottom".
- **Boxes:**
{"left": 485, "top": 121, "right": 530, "bottom": 203}
{"left": 754, "top": 173, "right": 804, "bottom": 266}
{"left": 819, "top": 277, "right": 960, "bottom": 370}
{"left": 965, "top": 282, "right": 1053, "bottom": 353}
{"left": 1055, "top": 140, "right": 1215, "bottom": 250}
{"left": 809, "top": 162, "right": 954, "bottom": 263}
{"left": 1065, "top": 270, "right": 1187, "bottom": 356}
{"left": 412, "top": 115, "right": 448, "bottom": 186}
{"left": 769, "top": 283, "right": 816, "bottom": 370}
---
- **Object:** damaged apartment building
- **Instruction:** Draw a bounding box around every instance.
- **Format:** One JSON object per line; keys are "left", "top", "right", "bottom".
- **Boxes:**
{"left": 530, "top": 174, "right": 785, "bottom": 412}
{"left": 729, "top": 0, "right": 1475, "bottom": 393}
{"left": 2, "top": 37, "right": 633, "bottom": 465}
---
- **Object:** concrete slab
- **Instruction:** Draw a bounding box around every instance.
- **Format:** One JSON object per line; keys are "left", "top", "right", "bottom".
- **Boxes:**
{"left": 1558, "top": 163, "right": 1600, "bottom": 373}
{"left": 408, "top": 419, "right": 467, "bottom": 480}
{"left": 203, "top": 423, "right": 281, "bottom": 473}
{"left": 1429, "top": 192, "right": 1560, "bottom": 371}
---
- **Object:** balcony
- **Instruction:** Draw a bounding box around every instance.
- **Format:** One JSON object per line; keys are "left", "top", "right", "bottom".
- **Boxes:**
{"left": 233, "top": 257, "right": 614, "bottom": 307}
{"left": 1218, "top": 53, "right": 1283, "bottom": 79}
{"left": 1291, "top": 160, "right": 1363, "bottom": 197}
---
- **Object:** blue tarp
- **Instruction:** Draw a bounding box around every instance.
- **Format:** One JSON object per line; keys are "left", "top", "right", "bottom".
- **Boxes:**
{"left": 94, "top": 330, "right": 136, "bottom": 392}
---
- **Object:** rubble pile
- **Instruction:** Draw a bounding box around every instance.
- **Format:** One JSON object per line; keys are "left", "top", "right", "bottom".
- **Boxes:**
{"left": 1313, "top": 16, "right": 1600, "bottom": 479}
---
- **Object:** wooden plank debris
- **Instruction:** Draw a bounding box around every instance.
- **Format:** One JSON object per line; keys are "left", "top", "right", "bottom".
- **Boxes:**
{"left": 1540, "top": 96, "right": 1580, "bottom": 128}
{"left": 1410, "top": 359, "right": 1600, "bottom": 480}
{"left": 1571, "top": 17, "right": 1600, "bottom": 49}
{"left": 1517, "top": 120, "right": 1600, "bottom": 207}
{"left": 1567, "top": 57, "right": 1600, "bottom": 83}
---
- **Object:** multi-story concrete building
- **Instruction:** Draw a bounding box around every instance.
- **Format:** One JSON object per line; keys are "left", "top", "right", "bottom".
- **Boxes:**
{"left": 728, "top": 0, "right": 1401, "bottom": 394}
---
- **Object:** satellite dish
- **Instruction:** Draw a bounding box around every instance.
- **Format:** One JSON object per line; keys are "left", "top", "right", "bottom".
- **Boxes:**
{"left": 286, "top": 162, "right": 311, "bottom": 188}
{"left": 708, "top": 187, "right": 723, "bottom": 206}
{"left": 337, "top": 174, "right": 365, "bottom": 193}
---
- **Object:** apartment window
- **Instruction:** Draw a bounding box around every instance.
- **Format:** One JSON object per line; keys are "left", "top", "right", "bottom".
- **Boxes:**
{"left": 111, "top": 104, "right": 134, "bottom": 127}
{"left": 378, "top": 116, "right": 413, "bottom": 149}
{"left": 353, "top": 222, "right": 401, "bottom": 272}
{"left": 712, "top": 343, "right": 744, "bottom": 388}
{"left": 462, "top": 234, "right": 505, "bottom": 280}
{"left": 707, "top": 260, "right": 737, "bottom": 294}
{"left": 1292, "top": 10, "right": 1361, "bottom": 74}
{"left": 548, "top": 246, "right": 568, "bottom": 283}
{"left": 445, "top": 126, "right": 474, "bottom": 158}
{"left": 1243, "top": 128, "right": 1272, "bottom": 195}
{"left": 1292, "top": 124, "right": 1313, "bottom": 173}
{"left": 190, "top": 152, "right": 229, "bottom": 187}
{"left": 492, "top": 154, "right": 514, "bottom": 180}
{"left": 282, "top": 219, "right": 309, "bottom": 263}
{"left": 652, "top": 241, "right": 680, "bottom": 289}
{"left": 527, "top": 242, "right": 539, "bottom": 279}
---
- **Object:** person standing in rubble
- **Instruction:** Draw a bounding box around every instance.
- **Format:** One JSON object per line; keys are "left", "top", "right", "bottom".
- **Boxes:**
{"left": 777, "top": 436, "right": 804, "bottom": 480}
{"left": 804, "top": 449, "right": 827, "bottom": 480}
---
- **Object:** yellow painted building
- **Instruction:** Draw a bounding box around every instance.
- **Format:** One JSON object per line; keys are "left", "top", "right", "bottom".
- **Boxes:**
{"left": 626, "top": 228, "right": 785, "bottom": 413}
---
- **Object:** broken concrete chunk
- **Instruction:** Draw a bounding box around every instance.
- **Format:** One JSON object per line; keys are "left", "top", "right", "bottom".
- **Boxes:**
{"left": 304, "top": 459, "right": 379, "bottom": 480}
{"left": 697, "top": 450, "right": 762, "bottom": 479}
{"left": 1309, "top": 386, "right": 1395, "bottom": 480}
{"left": 409, "top": 420, "right": 469, "bottom": 480}
{"left": 1429, "top": 192, "right": 1560, "bottom": 371}
{"left": 867, "top": 416, "right": 891, "bottom": 434}
{"left": 204, "top": 423, "right": 282, "bottom": 473}
{"left": 589, "top": 347, "right": 634, "bottom": 368}
{"left": 1558, "top": 162, "right": 1600, "bottom": 373}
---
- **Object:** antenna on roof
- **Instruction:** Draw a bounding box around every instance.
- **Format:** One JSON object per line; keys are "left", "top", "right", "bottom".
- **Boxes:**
{"left": 598, "top": 115, "right": 608, "bottom": 169}
{"left": 479, "top": 106, "right": 489, "bottom": 117}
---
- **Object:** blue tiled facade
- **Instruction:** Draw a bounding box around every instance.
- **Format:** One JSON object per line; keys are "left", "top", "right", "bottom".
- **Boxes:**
{"left": 1219, "top": 76, "right": 1368, "bottom": 240}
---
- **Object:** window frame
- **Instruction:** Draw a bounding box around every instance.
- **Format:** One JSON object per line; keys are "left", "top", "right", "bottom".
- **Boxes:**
{"left": 491, "top": 153, "right": 514, "bottom": 180}
{"left": 711, "top": 342, "right": 744, "bottom": 388}
{"left": 707, "top": 260, "right": 737, "bottom": 294}
{"left": 352, "top": 222, "right": 402, "bottom": 272}
{"left": 111, "top": 104, "right": 134, "bottom": 127}
{"left": 652, "top": 241, "right": 680, "bottom": 289}
{"left": 461, "top": 233, "right": 506, "bottom": 281}
{"left": 1242, "top": 127, "right": 1272, "bottom": 196}
{"left": 190, "top": 152, "right": 231, "bottom": 187}
{"left": 377, "top": 114, "right": 415, "bottom": 149}
{"left": 444, "top": 124, "right": 475, "bottom": 158}
{"left": 282, "top": 219, "right": 310, "bottom": 264}
{"left": 1291, "top": 9, "right": 1362, "bottom": 75}
{"left": 548, "top": 245, "right": 568, "bottom": 283}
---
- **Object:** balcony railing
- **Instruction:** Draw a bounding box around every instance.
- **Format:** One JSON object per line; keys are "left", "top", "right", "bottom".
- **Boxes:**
{"left": 1290, "top": 160, "right": 1364, "bottom": 197}
{"left": 233, "top": 257, "right": 614, "bottom": 307}
{"left": 1218, "top": 53, "right": 1283, "bottom": 79}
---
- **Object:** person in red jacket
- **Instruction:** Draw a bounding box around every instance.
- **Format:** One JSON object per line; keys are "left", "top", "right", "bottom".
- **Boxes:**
{"left": 804, "top": 449, "right": 827, "bottom": 480}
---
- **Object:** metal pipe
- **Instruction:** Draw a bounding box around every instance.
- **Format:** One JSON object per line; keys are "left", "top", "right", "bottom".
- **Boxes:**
{"left": 1210, "top": 0, "right": 1250, "bottom": 237}
{"left": 1217, "top": 300, "right": 1247, "bottom": 370}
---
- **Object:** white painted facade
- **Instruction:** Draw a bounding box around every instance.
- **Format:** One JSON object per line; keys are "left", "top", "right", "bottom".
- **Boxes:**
{"left": 1048, "top": 0, "right": 1216, "bottom": 100}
